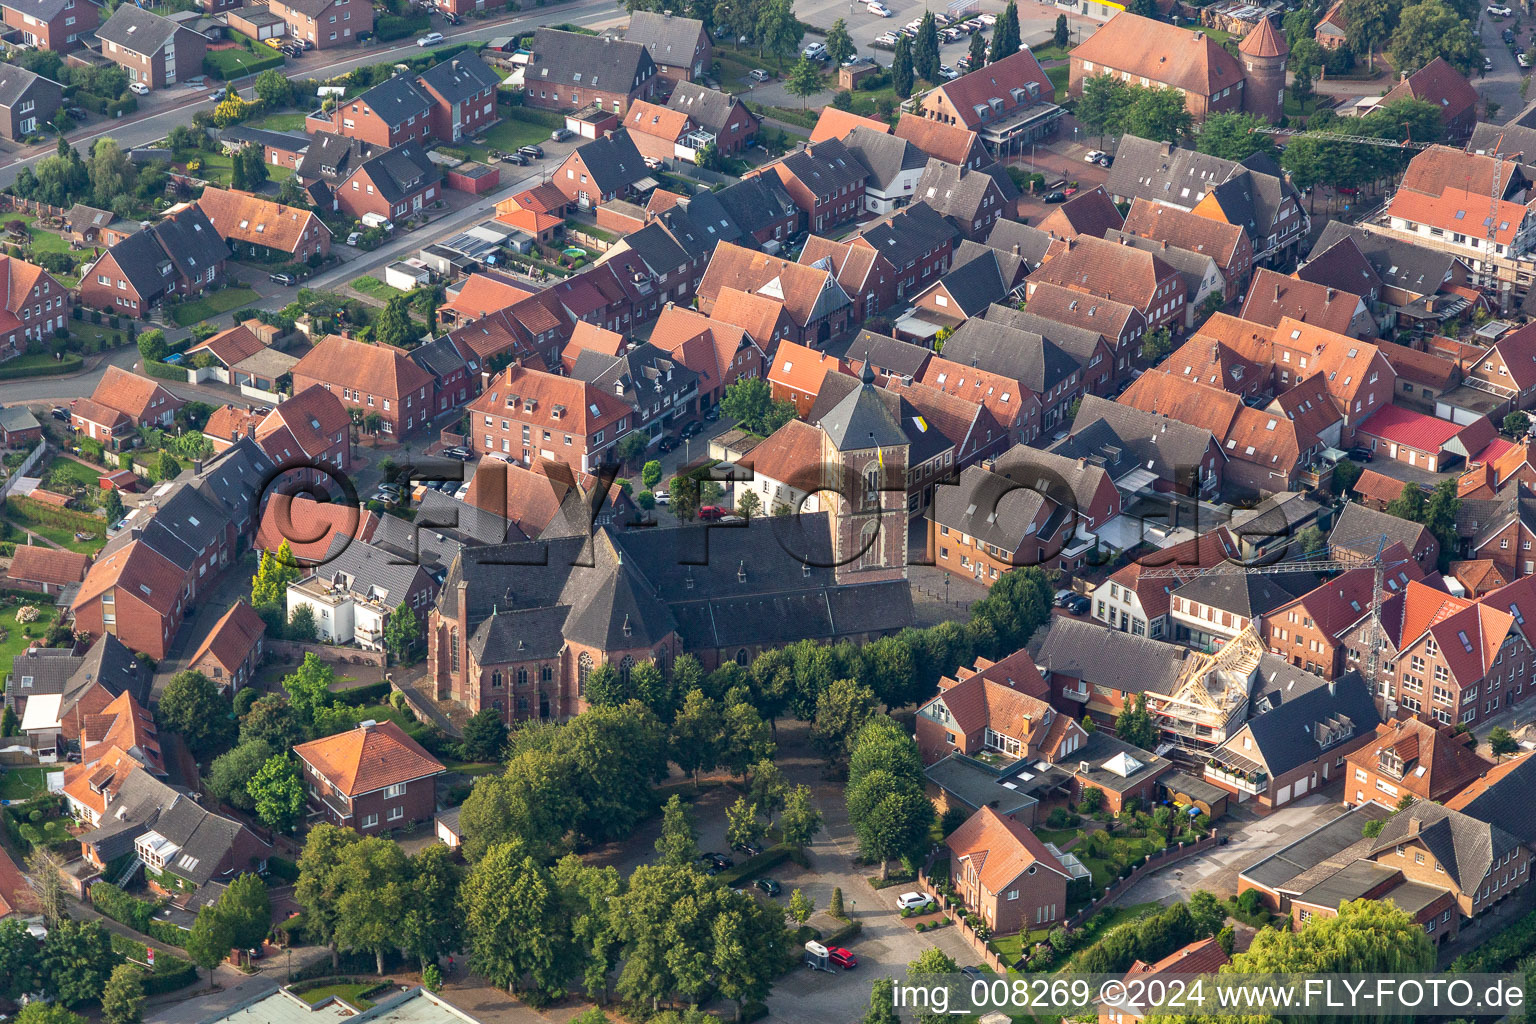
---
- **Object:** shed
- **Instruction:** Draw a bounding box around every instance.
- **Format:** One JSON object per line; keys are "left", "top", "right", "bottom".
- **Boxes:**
{"left": 446, "top": 162, "right": 501, "bottom": 195}
{"left": 435, "top": 806, "right": 462, "bottom": 850}
{"left": 97, "top": 470, "right": 139, "bottom": 492}
{"left": 385, "top": 260, "right": 433, "bottom": 292}
{"left": 838, "top": 63, "right": 880, "bottom": 90}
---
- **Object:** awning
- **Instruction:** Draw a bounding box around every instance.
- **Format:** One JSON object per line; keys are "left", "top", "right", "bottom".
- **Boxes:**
{"left": 20, "top": 693, "right": 62, "bottom": 733}
{"left": 632, "top": 176, "right": 661, "bottom": 193}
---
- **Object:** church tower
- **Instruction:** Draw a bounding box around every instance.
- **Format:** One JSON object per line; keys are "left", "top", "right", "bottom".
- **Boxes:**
{"left": 818, "top": 363, "right": 909, "bottom": 586}
{"left": 1239, "top": 15, "right": 1289, "bottom": 124}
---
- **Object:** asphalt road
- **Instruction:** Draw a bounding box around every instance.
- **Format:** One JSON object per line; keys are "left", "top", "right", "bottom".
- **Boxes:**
{"left": 0, "top": 0, "right": 626, "bottom": 190}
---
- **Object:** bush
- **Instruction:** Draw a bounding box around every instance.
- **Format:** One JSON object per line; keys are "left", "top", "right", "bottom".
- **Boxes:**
{"left": 143, "top": 359, "right": 187, "bottom": 382}
{"left": 0, "top": 354, "right": 82, "bottom": 379}
{"left": 90, "top": 882, "right": 159, "bottom": 932}
{"left": 110, "top": 934, "right": 197, "bottom": 995}
{"left": 376, "top": 13, "right": 430, "bottom": 39}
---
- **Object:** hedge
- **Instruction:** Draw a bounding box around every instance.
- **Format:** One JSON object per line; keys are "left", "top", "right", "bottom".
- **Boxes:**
{"left": 1450, "top": 907, "right": 1536, "bottom": 972}
{"left": 203, "top": 48, "right": 285, "bottom": 81}
{"left": 716, "top": 843, "right": 795, "bottom": 887}
{"left": 823, "top": 919, "right": 863, "bottom": 946}
{"left": 143, "top": 359, "right": 188, "bottom": 382}
{"left": 376, "top": 13, "right": 430, "bottom": 40}
{"left": 334, "top": 680, "right": 392, "bottom": 707}
{"left": 110, "top": 934, "right": 198, "bottom": 995}
{"left": 0, "top": 354, "right": 82, "bottom": 379}
{"left": 91, "top": 882, "right": 158, "bottom": 932}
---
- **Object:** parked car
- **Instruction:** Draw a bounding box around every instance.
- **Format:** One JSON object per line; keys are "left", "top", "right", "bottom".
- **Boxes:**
{"left": 1486, "top": 56, "right": 1497, "bottom": 70}
{"left": 802, "top": 41, "right": 827, "bottom": 59}
{"left": 1518, "top": 51, "right": 1529, "bottom": 68}
{"left": 1084, "top": 149, "right": 1106, "bottom": 163}
{"left": 417, "top": 31, "right": 445, "bottom": 46}
{"left": 269, "top": 272, "right": 296, "bottom": 286}
{"left": 699, "top": 505, "right": 725, "bottom": 520}
{"left": 750, "top": 68, "right": 772, "bottom": 82}
{"left": 1490, "top": 4, "right": 1513, "bottom": 14}
{"left": 938, "top": 64, "right": 959, "bottom": 79}
{"left": 956, "top": 55, "right": 975, "bottom": 72}
{"left": 842, "top": 55, "right": 875, "bottom": 67}
{"left": 443, "top": 10, "right": 461, "bottom": 23}
{"left": 519, "top": 144, "right": 545, "bottom": 160}
{"left": 706, "top": 852, "right": 733, "bottom": 869}
{"left": 129, "top": 82, "right": 150, "bottom": 96}
{"left": 681, "top": 420, "right": 705, "bottom": 438}
{"left": 1503, "top": 26, "right": 1515, "bottom": 42}
{"left": 441, "top": 447, "right": 472, "bottom": 461}
{"left": 1067, "top": 595, "right": 1091, "bottom": 615}
{"left": 1347, "top": 446, "right": 1374, "bottom": 462}
{"left": 960, "top": 966, "right": 984, "bottom": 982}
{"left": 896, "top": 892, "right": 933, "bottom": 911}
{"left": 346, "top": 232, "right": 361, "bottom": 246}
{"left": 263, "top": 36, "right": 284, "bottom": 48}
{"left": 1097, "top": 155, "right": 1113, "bottom": 168}
{"left": 500, "top": 150, "right": 528, "bottom": 165}
{"left": 873, "top": 32, "right": 898, "bottom": 45}
{"left": 657, "top": 436, "right": 680, "bottom": 453}
{"left": 1053, "top": 588, "right": 1074, "bottom": 607}
{"left": 1042, "top": 191, "right": 1067, "bottom": 203}
{"left": 704, "top": 405, "right": 720, "bottom": 422}
{"left": 732, "top": 840, "right": 764, "bottom": 856}
{"left": 652, "top": 489, "right": 670, "bottom": 505}
{"left": 754, "top": 878, "right": 782, "bottom": 896}
{"left": 50, "top": 407, "right": 68, "bottom": 422}
{"left": 867, "top": 0, "right": 893, "bottom": 14}
{"left": 550, "top": 127, "right": 574, "bottom": 142}
{"left": 828, "top": 947, "right": 858, "bottom": 969}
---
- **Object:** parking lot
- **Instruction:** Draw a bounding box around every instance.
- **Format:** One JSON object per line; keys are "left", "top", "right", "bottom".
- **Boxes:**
{"left": 791, "top": 0, "right": 1104, "bottom": 66}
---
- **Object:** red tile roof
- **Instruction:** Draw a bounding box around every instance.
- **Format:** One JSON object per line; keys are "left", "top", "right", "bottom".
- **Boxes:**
{"left": 1389, "top": 186, "right": 1528, "bottom": 246}
{"left": 443, "top": 273, "right": 535, "bottom": 322}
{"left": 188, "top": 599, "right": 265, "bottom": 676}
{"left": 293, "top": 719, "right": 446, "bottom": 796}
{"left": 75, "top": 539, "right": 183, "bottom": 617}
{"left": 255, "top": 494, "right": 378, "bottom": 564}
{"left": 946, "top": 806, "right": 1070, "bottom": 894}
{"left": 91, "top": 365, "right": 183, "bottom": 423}
{"left": 893, "top": 114, "right": 983, "bottom": 165}
{"left": 257, "top": 385, "right": 350, "bottom": 462}
{"left": 1070, "top": 12, "right": 1243, "bottom": 97}
{"left": 810, "top": 107, "right": 891, "bottom": 144}
{"left": 7, "top": 545, "right": 89, "bottom": 588}
{"left": 291, "top": 335, "right": 433, "bottom": 404}
{"left": 927, "top": 48, "right": 1056, "bottom": 129}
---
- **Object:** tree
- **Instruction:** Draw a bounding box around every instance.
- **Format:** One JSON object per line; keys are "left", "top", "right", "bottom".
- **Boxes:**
{"left": 100, "top": 962, "right": 145, "bottom": 1024}
{"left": 720, "top": 377, "right": 795, "bottom": 436}
{"left": 39, "top": 920, "right": 111, "bottom": 1005}
{"left": 1423, "top": 478, "right": 1461, "bottom": 569}
{"left": 830, "top": 886, "right": 844, "bottom": 918}
{"left": 1141, "top": 326, "right": 1173, "bottom": 362}
{"left": 1076, "top": 74, "right": 1135, "bottom": 141}
{"left": 219, "top": 872, "right": 271, "bottom": 951}
{"left": 136, "top": 328, "right": 167, "bottom": 363}
{"left": 376, "top": 294, "right": 416, "bottom": 349}
{"left": 26, "top": 848, "right": 65, "bottom": 927}
{"left": 756, "top": 0, "right": 798, "bottom": 61}
{"left": 287, "top": 603, "right": 318, "bottom": 643}
{"left": 1124, "top": 86, "right": 1192, "bottom": 144}
{"left": 655, "top": 794, "right": 699, "bottom": 866}
{"left": 334, "top": 837, "right": 412, "bottom": 975}
{"left": 1116, "top": 693, "right": 1157, "bottom": 750}
{"left": 1195, "top": 113, "right": 1278, "bottom": 162}
{"left": 89, "top": 140, "right": 136, "bottom": 210}
{"left": 1505, "top": 411, "right": 1531, "bottom": 438}
{"left": 1386, "top": 482, "right": 1428, "bottom": 522}
{"left": 788, "top": 888, "right": 813, "bottom": 925}
{"left": 642, "top": 459, "right": 663, "bottom": 489}
{"left": 461, "top": 708, "right": 509, "bottom": 762}
{"left": 186, "top": 905, "right": 232, "bottom": 987}
{"left": 1295, "top": 524, "right": 1326, "bottom": 557}
{"left": 671, "top": 688, "right": 723, "bottom": 785}
{"left": 1342, "top": 0, "right": 1397, "bottom": 70}
{"left": 1054, "top": 12, "right": 1069, "bottom": 47}
{"left": 158, "top": 670, "right": 235, "bottom": 761}
{"left": 614, "top": 431, "right": 648, "bottom": 467}
{"left": 812, "top": 677, "right": 879, "bottom": 760}
{"left": 914, "top": 11, "right": 940, "bottom": 81}
{"left": 711, "top": 896, "right": 787, "bottom": 1022}
{"left": 907, "top": 949, "right": 960, "bottom": 1024}
{"left": 16, "top": 1008, "right": 84, "bottom": 1024}
{"left": 864, "top": 978, "right": 901, "bottom": 1024}
{"left": 1291, "top": 62, "right": 1315, "bottom": 109}
{"left": 989, "top": 0, "right": 1020, "bottom": 62}
{"left": 826, "top": 18, "right": 855, "bottom": 64}
{"left": 402, "top": 843, "right": 461, "bottom": 969}
{"left": 780, "top": 783, "right": 823, "bottom": 848}
{"left": 231, "top": 144, "right": 268, "bottom": 193}
{"left": 281, "top": 653, "right": 336, "bottom": 724}
{"left": 725, "top": 796, "right": 764, "bottom": 851}
{"left": 1490, "top": 726, "right": 1518, "bottom": 760}
{"left": 0, "top": 917, "right": 41, "bottom": 1002}
{"left": 254, "top": 68, "right": 292, "bottom": 107}
{"left": 251, "top": 540, "right": 301, "bottom": 607}
{"left": 249, "top": 754, "right": 306, "bottom": 832}
{"left": 1231, "top": 897, "right": 1432, "bottom": 975}
{"left": 719, "top": 700, "right": 774, "bottom": 778}
{"left": 968, "top": 30, "right": 987, "bottom": 73}
{"left": 154, "top": 450, "right": 178, "bottom": 483}
{"left": 1187, "top": 890, "right": 1226, "bottom": 937}
{"left": 748, "top": 759, "right": 787, "bottom": 823}
{"left": 102, "top": 487, "right": 125, "bottom": 524}
{"left": 461, "top": 843, "right": 582, "bottom": 1002}
{"left": 1387, "top": 0, "right": 1480, "bottom": 77}
{"left": 384, "top": 603, "right": 422, "bottom": 662}
{"left": 732, "top": 489, "right": 760, "bottom": 520}
{"left": 240, "top": 693, "right": 307, "bottom": 751}
{"left": 893, "top": 36, "right": 915, "bottom": 99}
{"left": 297, "top": 824, "right": 362, "bottom": 968}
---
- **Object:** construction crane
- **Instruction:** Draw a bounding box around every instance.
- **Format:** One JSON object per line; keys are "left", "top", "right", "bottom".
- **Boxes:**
{"left": 1249, "top": 126, "right": 1438, "bottom": 150}
{"left": 1136, "top": 535, "right": 1409, "bottom": 696}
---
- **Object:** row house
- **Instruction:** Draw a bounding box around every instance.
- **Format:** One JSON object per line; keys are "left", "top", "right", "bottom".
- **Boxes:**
{"left": 1104, "top": 230, "right": 1227, "bottom": 331}
{"left": 928, "top": 445, "right": 1119, "bottom": 581}
{"left": 799, "top": 236, "right": 899, "bottom": 325}
{"left": 2, "top": 0, "right": 97, "bottom": 51}
{"left": 698, "top": 242, "right": 853, "bottom": 348}
{"left": 195, "top": 186, "right": 331, "bottom": 263}
{"left": 1092, "top": 528, "right": 1241, "bottom": 640}
{"left": 1329, "top": 500, "right": 1441, "bottom": 572}
{"left": 894, "top": 113, "right": 991, "bottom": 171}
{"left": 851, "top": 201, "right": 961, "bottom": 304}
{"left": 913, "top": 159, "right": 1011, "bottom": 242}
{"left": 713, "top": 175, "right": 800, "bottom": 247}
{"left": 1344, "top": 717, "right": 1495, "bottom": 808}
{"left": 1460, "top": 438, "right": 1536, "bottom": 499}
{"left": 1122, "top": 197, "right": 1254, "bottom": 294}
{"left": 1311, "top": 220, "right": 1476, "bottom": 328}
{"left": 1027, "top": 234, "right": 1186, "bottom": 334}
{"left": 0, "top": 253, "right": 70, "bottom": 359}
{"left": 666, "top": 81, "right": 757, "bottom": 155}
{"left": 417, "top": 55, "right": 501, "bottom": 144}
{"left": 568, "top": 341, "right": 700, "bottom": 441}
{"left": 1064, "top": 393, "right": 1227, "bottom": 499}
{"left": 523, "top": 29, "right": 659, "bottom": 115}
{"left": 266, "top": 0, "right": 369, "bottom": 49}
{"left": 466, "top": 362, "right": 634, "bottom": 473}
{"left": 295, "top": 133, "right": 439, "bottom": 224}
{"left": 648, "top": 303, "right": 766, "bottom": 410}
{"left": 187, "top": 600, "right": 266, "bottom": 694}
{"left": 1004, "top": 283, "right": 1143, "bottom": 389}
{"left": 841, "top": 126, "right": 928, "bottom": 215}
{"left": 766, "top": 341, "right": 849, "bottom": 416}
{"left": 96, "top": 5, "right": 203, "bottom": 91}
{"left": 1459, "top": 320, "right": 1536, "bottom": 412}
{"left": 307, "top": 74, "right": 433, "bottom": 149}
{"left": 253, "top": 384, "right": 354, "bottom": 484}
{"left": 938, "top": 317, "right": 1080, "bottom": 435}
{"left": 1037, "top": 186, "right": 1124, "bottom": 242}
{"left": 916, "top": 350, "right": 1042, "bottom": 446}
{"left": 1269, "top": 548, "right": 1424, "bottom": 680}
{"left": 624, "top": 11, "right": 709, "bottom": 83}
{"left": 749, "top": 138, "right": 869, "bottom": 234}
{"left": 79, "top": 205, "right": 227, "bottom": 314}
{"left": 290, "top": 334, "right": 436, "bottom": 437}
{"left": 1240, "top": 268, "right": 1374, "bottom": 339}
{"left": 907, "top": 249, "right": 1019, "bottom": 332}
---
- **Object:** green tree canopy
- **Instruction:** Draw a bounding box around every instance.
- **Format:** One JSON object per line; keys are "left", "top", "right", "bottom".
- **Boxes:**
{"left": 158, "top": 670, "right": 236, "bottom": 761}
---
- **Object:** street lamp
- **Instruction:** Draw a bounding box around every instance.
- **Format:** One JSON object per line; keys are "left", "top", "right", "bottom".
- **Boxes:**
{"left": 944, "top": 571, "right": 950, "bottom": 604}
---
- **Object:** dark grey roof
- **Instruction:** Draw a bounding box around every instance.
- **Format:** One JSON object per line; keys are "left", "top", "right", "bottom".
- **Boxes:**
{"left": 715, "top": 176, "right": 798, "bottom": 236}
{"left": 297, "top": 132, "right": 381, "bottom": 183}
{"left": 940, "top": 318, "right": 1079, "bottom": 394}
{"left": 410, "top": 335, "right": 469, "bottom": 381}
{"left": 1468, "top": 121, "right": 1536, "bottom": 159}
{"left": 359, "top": 142, "right": 436, "bottom": 205}
{"left": 571, "top": 342, "right": 699, "bottom": 417}
{"left": 469, "top": 605, "right": 569, "bottom": 664}
{"left": 122, "top": 483, "right": 228, "bottom": 573}
{"left": 1220, "top": 671, "right": 1381, "bottom": 779}
{"left": 620, "top": 218, "right": 694, "bottom": 271}
{"left": 371, "top": 507, "right": 465, "bottom": 579}
{"left": 914, "top": 158, "right": 1000, "bottom": 222}
{"left": 1071, "top": 731, "right": 1170, "bottom": 794}
{"left": 357, "top": 75, "right": 432, "bottom": 127}
{"left": 1310, "top": 221, "right": 1462, "bottom": 297}
{"left": 0, "top": 65, "right": 58, "bottom": 111}
{"left": 416, "top": 53, "right": 500, "bottom": 104}
{"left": 528, "top": 29, "right": 657, "bottom": 94}
{"left": 983, "top": 303, "right": 1105, "bottom": 366}
{"left": 622, "top": 10, "right": 704, "bottom": 68}
{"left": 848, "top": 330, "right": 933, "bottom": 380}
{"left": 1172, "top": 572, "right": 1295, "bottom": 624}
{"left": 674, "top": 191, "right": 744, "bottom": 249}
{"left": 953, "top": 239, "right": 1026, "bottom": 290}
{"left": 190, "top": 436, "right": 276, "bottom": 532}
{"left": 1103, "top": 229, "right": 1215, "bottom": 299}
{"left": 858, "top": 201, "right": 960, "bottom": 269}
{"left": 924, "top": 752, "right": 1041, "bottom": 817}
{"left": 777, "top": 138, "right": 870, "bottom": 199}
{"left": 844, "top": 126, "right": 927, "bottom": 191}
{"left": 1292, "top": 859, "right": 1403, "bottom": 910}
{"left": 1369, "top": 798, "right": 1522, "bottom": 892}
{"left": 413, "top": 487, "right": 526, "bottom": 546}
{"left": 985, "top": 219, "right": 1054, "bottom": 268}
{"left": 1295, "top": 232, "right": 1383, "bottom": 297}
{"left": 218, "top": 126, "right": 310, "bottom": 153}
{"left": 7, "top": 646, "right": 79, "bottom": 711}
{"left": 1106, "top": 136, "right": 1299, "bottom": 238}
{"left": 1056, "top": 394, "right": 1221, "bottom": 486}
{"left": 97, "top": 5, "right": 181, "bottom": 53}
{"left": 0, "top": 0, "right": 79, "bottom": 22}
{"left": 150, "top": 206, "right": 228, "bottom": 289}
{"left": 1240, "top": 802, "right": 1392, "bottom": 891}
{"left": 1329, "top": 501, "right": 1431, "bottom": 555}
{"left": 1451, "top": 753, "right": 1536, "bottom": 845}
{"left": 314, "top": 535, "right": 432, "bottom": 612}
{"left": 929, "top": 444, "right": 1110, "bottom": 550}
{"left": 814, "top": 369, "right": 907, "bottom": 453}
{"left": 1028, "top": 616, "right": 1191, "bottom": 696}
{"left": 932, "top": 249, "right": 1006, "bottom": 316}
{"left": 96, "top": 228, "right": 176, "bottom": 304}
{"left": 573, "top": 130, "right": 649, "bottom": 195}
{"left": 667, "top": 81, "right": 750, "bottom": 134}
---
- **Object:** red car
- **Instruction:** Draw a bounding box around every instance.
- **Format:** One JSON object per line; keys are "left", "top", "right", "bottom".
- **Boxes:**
{"left": 828, "top": 947, "right": 858, "bottom": 969}
{"left": 698, "top": 505, "right": 725, "bottom": 520}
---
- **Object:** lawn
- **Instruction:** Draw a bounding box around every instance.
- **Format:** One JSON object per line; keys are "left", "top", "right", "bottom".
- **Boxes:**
{"left": 180, "top": 149, "right": 236, "bottom": 187}
{"left": 0, "top": 601, "right": 60, "bottom": 685}
{"left": 3, "top": 497, "right": 106, "bottom": 554}
{"left": 1045, "top": 64, "right": 1069, "bottom": 95}
{"left": 248, "top": 111, "right": 308, "bottom": 131}
{"left": 168, "top": 287, "right": 261, "bottom": 326}
{"left": 1, "top": 214, "right": 72, "bottom": 259}
{"left": 71, "top": 321, "right": 130, "bottom": 352}
{"left": 0, "top": 766, "right": 62, "bottom": 801}
{"left": 37, "top": 455, "right": 102, "bottom": 498}
{"left": 353, "top": 276, "right": 406, "bottom": 302}
{"left": 295, "top": 983, "right": 382, "bottom": 1009}
{"left": 459, "top": 115, "right": 558, "bottom": 162}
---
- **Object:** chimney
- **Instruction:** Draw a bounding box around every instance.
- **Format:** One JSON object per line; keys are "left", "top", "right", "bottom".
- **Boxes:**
{"left": 1326, "top": 287, "right": 1336, "bottom": 302}
{"left": 1273, "top": 282, "right": 1280, "bottom": 302}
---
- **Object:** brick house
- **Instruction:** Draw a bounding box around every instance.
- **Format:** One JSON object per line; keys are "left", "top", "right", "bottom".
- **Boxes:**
{"left": 647, "top": 303, "right": 766, "bottom": 410}
{"left": 1381, "top": 58, "right": 1478, "bottom": 142}
{"left": 551, "top": 130, "right": 649, "bottom": 209}
{"left": 850, "top": 202, "right": 961, "bottom": 302}
{"left": 714, "top": 175, "right": 799, "bottom": 245}
{"left": 1239, "top": 268, "right": 1373, "bottom": 338}
{"left": 1343, "top": 717, "right": 1495, "bottom": 807}
{"left": 915, "top": 651, "right": 1080, "bottom": 764}
{"left": 1, "top": 0, "right": 97, "bottom": 51}
{"left": 254, "top": 383, "right": 354, "bottom": 479}
{"left": 912, "top": 159, "right": 1010, "bottom": 242}
{"left": 523, "top": 29, "right": 660, "bottom": 114}
{"left": 295, "top": 134, "right": 440, "bottom": 223}
{"left": 0, "top": 66, "right": 62, "bottom": 141}
{"left": 466, "top": 362, "right": 633, "bottom": 473}
{"left": 187, "top": 599, "right": 265, "bottom": 693}
{"left": 1206, "top": 671, "right": 1381, "bottom": 812}
{"left": 749, "top": 138, "right": 869, "bottom": 234}
{"left": 195, "top": 186, "right": 331, "bottom": 263}
{"left": 0, "top": 253, "right": 69, "bottom": 358}
{"left": 265, "top": 0, "right": 370, "bottom": 50}
{"left": 947, "top": 807, "right": 1072, "bottom": 935}
{"left": 72, "top": 366, "right": 183, "bottom": 450}
{"left": 95, "top": 6, "right": 204, "bottom": 91}
{"left": 293, "top": 720, "right": 447, "bottom": 832}
{"left": 918, "top": 47, "right": 1060, "bottom": 150}
{"left": 306, "top": 75, "right": 433, "bottom": 149}
{"left": 623, "top": 11, "right": 709, "bottom": 83}
{"left": 1267, "top": 550, "right": 1423, "bottom": 679}
{"left": 72, "top": 538, "right": 187, "bottom": 660}
{"left": 1027, "top": 235, "right": 1186, "bottom": 333}
{"left": 698, "top": 243, "right": 853, "bottom": 348}
{"left": 417, "top": 54, "right": 501, "bottom": 144}
{"left": 666, "top": 82, "right": 757, "bottom": 155}
{"left": 7, "top": 545, "right": 88, "bottom": 595}
{"left": 78, "top": 205, "right": 227, "bottom": 314}
{"left": 290, "top": 334, "right": 436, "bottom": 437}
{"left": 1070, "top": 12, "right": 1247, "bottom": 120}
{"left": 1122, "top": 197, "right": 1254, "bottom": 292}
